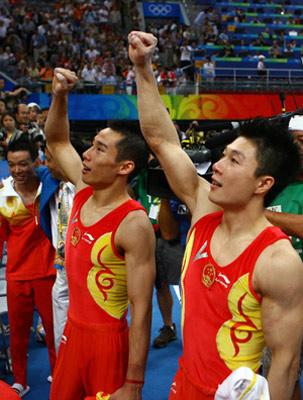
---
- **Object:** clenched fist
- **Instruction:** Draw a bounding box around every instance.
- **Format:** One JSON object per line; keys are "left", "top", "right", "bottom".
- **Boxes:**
{"left": 128, "top": 31, "right": 158, "bottom": 67}
{"left": 52, "top": 68, "right": 79, "bottom": 96}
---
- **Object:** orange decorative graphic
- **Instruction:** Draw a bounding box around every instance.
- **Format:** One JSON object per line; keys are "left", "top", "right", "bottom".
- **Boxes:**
{"left": 202, "top": 263, "right": 216, "bottom": 288}
{"left": 159, "top": 93, "right": 303, "bottom": 120}
{"left": 87, "top": 232, "right": 128, "bottom": 319}
{"left": 216, "top": 273, "right": 264, "bottom": 371}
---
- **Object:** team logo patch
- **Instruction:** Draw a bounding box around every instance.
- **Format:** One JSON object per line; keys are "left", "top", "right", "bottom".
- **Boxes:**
{"left": 71, "top": 227, "right": 81, "bottom": 247}
{"left": 202, "top": 263, "right": 216, "bottom": 288}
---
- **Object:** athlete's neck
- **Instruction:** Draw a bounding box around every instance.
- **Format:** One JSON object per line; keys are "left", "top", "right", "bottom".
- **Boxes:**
{"left": 221, "top": 202, "right": 269, "bottom": 237}
{"left": 91, "top": 186, "right": 131, "bottom": 209}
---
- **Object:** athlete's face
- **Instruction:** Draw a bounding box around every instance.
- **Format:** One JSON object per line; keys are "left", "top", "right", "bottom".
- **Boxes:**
{"left": 82, "top": 128, "right": 134, "bottom": 188}
{"left": 209, "top": 137, "right": 271, "bottom": 209}
{"left": 7, "top": 150, "right": 37, "bottom": 185}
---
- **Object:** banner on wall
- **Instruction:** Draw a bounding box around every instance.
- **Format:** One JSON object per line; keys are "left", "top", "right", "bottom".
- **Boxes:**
{"left": 31, "top": 93, "right": 303, "bottom": 121}
{"left": 142, "top": 2, "right": 181, "bottom": 18}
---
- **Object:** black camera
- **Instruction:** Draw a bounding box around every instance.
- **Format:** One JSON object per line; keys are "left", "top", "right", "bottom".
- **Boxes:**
{"left": 27, "top": 124, "right": 45, "bottom": 143}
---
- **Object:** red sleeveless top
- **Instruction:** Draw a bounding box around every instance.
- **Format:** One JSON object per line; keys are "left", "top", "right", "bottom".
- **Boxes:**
{"left": 180, "top": 211, "right": 288, "bottom": 395}
{"left": 65, "top": 187, "right": 145, "bottom": 325}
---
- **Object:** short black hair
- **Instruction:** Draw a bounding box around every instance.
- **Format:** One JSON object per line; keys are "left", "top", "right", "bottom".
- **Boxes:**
{"left": 6, "top": 135, "right": 39, "bottom": 161}
{"left": 239, "top": 117, "right": 301, "bottom": 206}
{"left": 107, "top": 120, "right": 150, "bottom": 181}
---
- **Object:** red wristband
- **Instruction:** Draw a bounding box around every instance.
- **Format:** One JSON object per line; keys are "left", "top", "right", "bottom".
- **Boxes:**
{"left": 125, "top": 378, "right": 144, "bottom": 385}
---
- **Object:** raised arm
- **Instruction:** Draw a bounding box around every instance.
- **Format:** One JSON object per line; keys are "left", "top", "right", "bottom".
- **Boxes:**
{"left": 111, "top": 210, "right": 156, "bottom": 400}
{"left": 256, "top": 241, "right": 303, "bottom": 399}
{"left": 265, "top": 209, "right": 303, "bottom": 238}
{"left": 44, "top": 68, "right": 86, "bottom": 191}
{"left": 128, "top": 31, "right": 217, "bottom": 218}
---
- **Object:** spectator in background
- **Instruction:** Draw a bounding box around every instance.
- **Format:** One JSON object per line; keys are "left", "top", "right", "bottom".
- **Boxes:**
{"left": 43, "top": 146, "right": 74, "bottom": 354}
{"left": 125, "top": 65, "right": 135, "bottom": 95}
{"left": 167, "top": 67, "right": 177, "bottom": 94}
{"left": 38, "top": 61, "right": 54, "bottom": 82}
{"left": 0, "top": 112, "right": 20, "bottom": 159}
{"left": 15, "top": 103, "right": 29, "bottom": 130}
{"left": 98, "top": 70, "right": 117, "bottom": 86}
{"left": 81, "top": 62, "right": 98, "bottom": 84}
{"left": 269, "top": 40, "right": 282, "bottom": 58}
{"left": 153, "top": 199, "right": 190, "bottom": 349}
{"left": 202, "top": 56, "right": 216, "bottom": 83}
{"left": 264, "top": 114, "right": 303, "bottom": 400}
{"left": 28, "top": 102, "right": 40, "bottom": 123}
{"left": 0, "top": 99, "right": 7, "bottom": 117}
{"left": 180, "top": 39, "right": 194, "bottom": 82}
{"left": 257, "top": 55, "right": 266, "bottom": 78}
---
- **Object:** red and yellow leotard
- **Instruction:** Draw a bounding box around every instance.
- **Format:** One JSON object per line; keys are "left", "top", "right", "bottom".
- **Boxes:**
{"left": 65, "top": 186, "right": 145, "bottom": 325}
{"left": 180, "top": 211, "right": 288, "bottom": 396}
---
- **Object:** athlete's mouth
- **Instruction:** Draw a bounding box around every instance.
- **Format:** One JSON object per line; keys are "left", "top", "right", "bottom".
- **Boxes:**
{"left": 82, "top": 163, "right": 91, "bottom": 173}
{"left": 211, "top": 177, "right": 222, "bottom": 187}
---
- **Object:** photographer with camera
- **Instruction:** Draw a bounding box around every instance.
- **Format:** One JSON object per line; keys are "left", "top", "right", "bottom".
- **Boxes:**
{"left": 181, "top": 120, "right": 204, "bottom": 150}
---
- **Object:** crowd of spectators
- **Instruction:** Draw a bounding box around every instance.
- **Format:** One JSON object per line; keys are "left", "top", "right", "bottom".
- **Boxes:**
{"left": 0, "top": 0, "right": 302, "bottom": 92}
{"left": 0, "top": 0, "right": 143, "bottom": 92}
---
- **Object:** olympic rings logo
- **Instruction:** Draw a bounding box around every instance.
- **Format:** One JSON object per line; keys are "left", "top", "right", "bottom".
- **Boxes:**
{"left": 148, "top": 4, "right": 173, "bottom": 16}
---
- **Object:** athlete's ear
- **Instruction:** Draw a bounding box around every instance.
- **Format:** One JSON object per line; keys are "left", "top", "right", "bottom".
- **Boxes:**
{"left": 118, "top": 160, "right": 135, "bottom": 177}
{"left": 255, "top": 175, "right": 275, "bottom": 196}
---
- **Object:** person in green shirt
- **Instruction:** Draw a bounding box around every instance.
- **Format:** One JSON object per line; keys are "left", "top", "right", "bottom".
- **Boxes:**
{"left": 265, "top": 114, "right": 303, "bottom": 400}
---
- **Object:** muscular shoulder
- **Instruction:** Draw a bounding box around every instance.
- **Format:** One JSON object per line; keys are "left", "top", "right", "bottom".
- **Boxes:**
{"left": 254, "top": 239, "right": 303, "bottom": 301}
{"left": 116, "top": 209, "right": 155, "bottom": 251}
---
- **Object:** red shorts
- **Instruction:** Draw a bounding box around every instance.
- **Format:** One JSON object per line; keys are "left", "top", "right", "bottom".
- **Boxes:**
{"left": 50, "top": 317, "right": 129, "bottom": 400}
{"left": 169, "top": 367, "right": 214, "bottom": 400}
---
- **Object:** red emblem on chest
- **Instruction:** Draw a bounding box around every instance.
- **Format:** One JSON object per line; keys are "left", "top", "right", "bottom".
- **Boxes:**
{"left": 71, "top": 227, "right": 81, "bottom": 247}
{"left": 202, "top": 263, "right": 216, "bottom": 288}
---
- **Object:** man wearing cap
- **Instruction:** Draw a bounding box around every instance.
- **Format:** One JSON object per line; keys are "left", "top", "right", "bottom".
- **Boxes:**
{"left": 28, "top": 102, "right": 41, "bottom": 124}
{"left": 265, "top": 114, "right": 303, "bottom": 400}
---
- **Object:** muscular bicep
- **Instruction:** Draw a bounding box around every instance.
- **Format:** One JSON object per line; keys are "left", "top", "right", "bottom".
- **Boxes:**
{"left": 259, "top": 245, "right": 303, "bottom": 355}
{"left": 117, "top": 211, "right": 155, "bottom": 305}
{"left": 155, "top": 142, "right": 217, "bottom": 216}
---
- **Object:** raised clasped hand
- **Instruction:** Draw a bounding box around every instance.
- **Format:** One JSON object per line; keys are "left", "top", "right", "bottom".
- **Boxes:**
{"left": 52, "top": 67, "right": 78, "bottom": 96}
{"left": 128, "top": 31, "right": 158, "bottom": 67}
